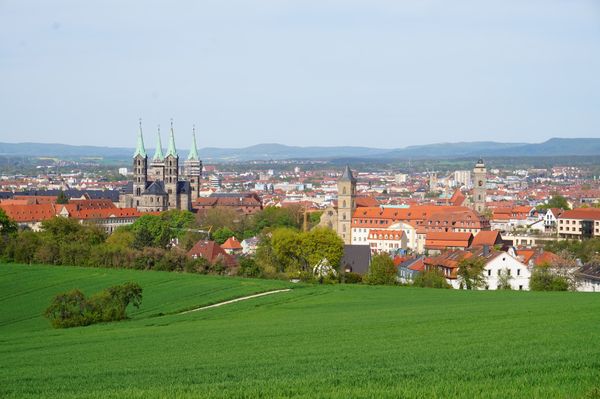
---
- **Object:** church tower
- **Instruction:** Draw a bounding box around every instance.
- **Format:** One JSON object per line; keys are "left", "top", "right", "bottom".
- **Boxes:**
{"left": 184, "top": 125, "right": 202, "bottom": 203}
{"left": 132, "top": 119, "right": 148, "bottom": 205}
{"left": 337, "top": 165, "right": 356, "bottom": 245}
{"left": 164, "top": 119, "right": 179, "bottom": 209}
{"left": 149, "top": 125, "right": 165, "bottom": 182}
{"left": 473, "top": 158, "right": 487, "bottom": 214}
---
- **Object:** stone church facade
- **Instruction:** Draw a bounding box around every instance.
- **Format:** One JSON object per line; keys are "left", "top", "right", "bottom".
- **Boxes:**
{"left": 119, "top": 121, "right": 202, "bottom": 212}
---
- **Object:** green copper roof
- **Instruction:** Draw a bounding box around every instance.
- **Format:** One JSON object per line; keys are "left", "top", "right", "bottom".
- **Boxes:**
{"left": 133, "top": 119, "right": 147, "bottom": 158}
{"left": 153, "top": 126, "right": 164, "bottom": 161}
{"left": 166, "top": 120, "right": 178, "bottom": 158}
{"left": 187, "top": 125, "right": 199, "bottom": 161}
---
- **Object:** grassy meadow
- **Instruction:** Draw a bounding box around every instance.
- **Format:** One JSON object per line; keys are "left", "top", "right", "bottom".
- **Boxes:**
{"left": 1, "top": 263, "right": 600, "bottom": 398}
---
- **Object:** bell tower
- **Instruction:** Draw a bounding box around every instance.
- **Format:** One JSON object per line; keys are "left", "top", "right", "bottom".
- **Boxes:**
{"left": 337, "top": 165, "right": 356, "bottom": 245}
{"left": 473, "top": 158, "right": 487, "bottom": 214}
{"left": 164, "top": 119, "right": 179, "bottom": 209}
{"left": 184, "top": 125, "right": 202, "bottom": 203}
{"left": 132, "top": 119, "right": 148, "bottom": 206}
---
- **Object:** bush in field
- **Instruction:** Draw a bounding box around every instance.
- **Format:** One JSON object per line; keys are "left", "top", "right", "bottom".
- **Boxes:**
{"left": 343, "top": 272, "right": 363, "bottom": 284}
{"left": 530, "top": 267, "right": 570, "bottom": 291}
{"left": 413, "top": 269, "right": 450, "bottom": 289}
{"left": 44, "top": 283, "right": 143, "bottom": 328}
{"left": 365, "top": 254, "right": 397, "bottom": 285}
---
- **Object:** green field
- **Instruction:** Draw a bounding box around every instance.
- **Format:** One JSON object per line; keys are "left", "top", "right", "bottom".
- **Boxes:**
{"left": 1, "top": 264, "right": 600, "bottom": 398}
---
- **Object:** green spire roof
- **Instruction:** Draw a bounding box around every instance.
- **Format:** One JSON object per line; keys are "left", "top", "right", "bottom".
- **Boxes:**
{"left": 187, "top": 125, "right": 199, "bottom": 161}
{"left": 133, "top": 119, "right": 147, "bottom": 158}
{"left": 166, "top": 119, "right": 178, "bottom": 157}
{"left": 153, "top": 125, "right": 164, "bottom": 161}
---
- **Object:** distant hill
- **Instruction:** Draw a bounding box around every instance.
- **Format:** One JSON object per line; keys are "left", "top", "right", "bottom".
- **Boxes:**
{"left": 0, "top": 138, "right": 598, "bottom": 162}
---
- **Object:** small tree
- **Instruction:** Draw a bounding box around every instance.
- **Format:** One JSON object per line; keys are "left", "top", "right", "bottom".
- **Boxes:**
{"left": 413, "top": 269, "right": 450, "bottom": 289}
{"left": 457, "top": 257, "right": 486, "bottom": 290}
{"left": 365, "top": 254, "right": 397, "bottom": 285}
{"left": 529, "top": 267, "right": 569, "bottom": 291}
{"left": 56, "top": 190, "right": 70, "bottom": 204}
{"left": 497, "top": 268, "right": 512, "bottom": 290}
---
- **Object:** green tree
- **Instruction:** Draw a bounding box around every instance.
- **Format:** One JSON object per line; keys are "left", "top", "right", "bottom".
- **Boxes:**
{"left": 497, "top": 268, "right": 512, "bottom": 290}
{"left": 0, "top": 209, "right": 17, "bottom": 236}
{"left": 213, "top": 227, "right": 236, "bottom": 245}
{"left": 413, "top": 269, "right": 450, "bottom": 288}
{"left": 302, "top": 227, "right": 344, "bottom": 270}
{"left": 365, "top": 254, "right": 397, "bottom": 285}
{"left": 537, "top": 194, "right": 570, "bottom": 211}
{"left": 529, "top": 267, "right": 569, "bottom": 291}
{"left": 56, "top": 190, "right": 69, "bottom": 204}
{"left": 457, "top": 257, "right": 486, "bottom": 290}
{"left": 131, "top": 214, "right": 170, "bottom": 248}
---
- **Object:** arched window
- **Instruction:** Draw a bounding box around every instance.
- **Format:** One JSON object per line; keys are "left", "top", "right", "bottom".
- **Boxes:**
{"left": 342, "top": 200, "right": 346, "bottom": 208}
{"left": 342, "top": 187, "right": 346, "bottom": 195}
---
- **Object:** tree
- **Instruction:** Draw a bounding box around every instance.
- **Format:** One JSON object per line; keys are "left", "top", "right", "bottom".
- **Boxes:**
{"left": 56, "top": 190, "right": 69, "bottom": 204}
{"left": 0, "top": 209, "right": 17, "bottom": 236}
{"left": 213, "top": 227, "right": 236, "bottom": 245}
{"left": 197, "top": 207, "right": 240, "bottom": 232}
{"left": 497, "top": 268, "right": 512, "bottom": 290}
{"left": 530, "top": 267, "right": 569, "bottom": 291}
{"left": 365, "top": 254, "right": 397, "bottom": 285}
{"left": 537, "top": 194, "right": 570, "bottom": 211}
{"left": 301, "top": 227, "right": 344, "bottom": 271}
{"left": 457, "top": 257, "right": 486, "bottom": 290}
{"left": 131, "top": 214, "right": 170, "bottom": 248}
{"left": 413, "top": 269, "right": 450, "bottom": 288}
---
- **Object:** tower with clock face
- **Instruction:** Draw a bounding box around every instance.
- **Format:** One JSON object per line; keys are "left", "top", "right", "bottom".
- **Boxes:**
{"left": 473, "top": 158, "right": 487, "bottom": 214}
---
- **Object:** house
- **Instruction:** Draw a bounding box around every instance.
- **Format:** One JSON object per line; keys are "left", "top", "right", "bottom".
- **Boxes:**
{"left": 194, "top": 193, "right": 263, "bottom": 216}
{"left": 543, "top": 208, "right": 564, "bottom": 230}
{"left": 221, "top": 236, "right": 243, "bottom": 255}
{"left": 557, "top": 208, "right": 600, "bottom": 239}
{"left": 340, "top": 245, "right": 371, "bottom": 275}
{"left": 471, "top": 230, "right": 503, "bottom": 248}
{"left": 397, "top": 257, "right": 425, "bottom": 284}
{"left": 425, "top": 232, "right": 473, "bottom": 254}
{"left": 241, "top": 237, "right": 260, "bottom": 255}
{"left": 366, "top": 229, "right": 408, "bottom": 255}
{"left": 187, "top": 240, "right": 237, "bottom": 268}
{"left": 576, "top": 264, "right": 600, "bottom": 292}
{"left": 424, "top": 247, "right": 531, "bottom": 290}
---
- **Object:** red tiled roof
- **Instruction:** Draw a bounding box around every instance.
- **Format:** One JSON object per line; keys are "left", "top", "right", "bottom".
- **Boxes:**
{"left": 221, "top": 236, "right": 242, "bottom": 250}
{"left": 471, "top": 231, "right": 502, "bottom": 247}
{"left": 0, "top": 203, "right": 56, "bottom": 222}
{"left": 187, "top": 240, "right": 237, "bottom": 267}
{"left": 559, "top": 208, "right": 600, "bottom": 220}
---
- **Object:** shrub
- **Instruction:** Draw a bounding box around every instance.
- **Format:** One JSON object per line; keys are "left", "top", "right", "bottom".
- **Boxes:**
{"left": 44, "top": 283, "right": 143, "bottom": 328}
{"left": 365, "top": 254, "right": 397, "bottom": 285}
{"left": 530, "top": 268, "right": 570, "bottom": 291}
{"left": 343, "top": 272, "right": 363, "bottom": 284}
{"left": 413, "top": 269, "right": 450, "bottom": 289}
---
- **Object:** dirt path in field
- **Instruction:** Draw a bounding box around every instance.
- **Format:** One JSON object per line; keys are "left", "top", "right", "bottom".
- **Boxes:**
{"left": 179, "top": 289, "right": 292, "bottom": 315}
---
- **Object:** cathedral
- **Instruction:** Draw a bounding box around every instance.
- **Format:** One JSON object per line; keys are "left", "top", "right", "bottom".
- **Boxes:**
{"left": 119, "top": 120, "right": 202, "bottom": 212}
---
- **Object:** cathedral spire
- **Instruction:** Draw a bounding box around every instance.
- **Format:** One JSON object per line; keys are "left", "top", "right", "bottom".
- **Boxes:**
{"left": 133, "top": 118, "right": 147, "bottom": 158}
{"left": 153, "top": 125, "right": 164, "bottom": 161}
{"left": 187, "top": 124, "right": 199, "bottom": 161}
{"left": 166, "top": 118, "right": 178, "bottom": 157}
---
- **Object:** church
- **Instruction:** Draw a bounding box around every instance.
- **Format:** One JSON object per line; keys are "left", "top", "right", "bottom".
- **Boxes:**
{"left": 119, "top": 120, "right": 202, "bottom": 212}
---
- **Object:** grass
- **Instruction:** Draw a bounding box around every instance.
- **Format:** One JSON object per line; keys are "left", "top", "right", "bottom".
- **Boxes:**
{"left": 1, "top": 263, "right": 600, "bottom": 398}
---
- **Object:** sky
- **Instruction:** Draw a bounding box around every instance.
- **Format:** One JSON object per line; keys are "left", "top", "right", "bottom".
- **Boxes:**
{"left": 1, "top": 0, "right": 599, "bottom": 149}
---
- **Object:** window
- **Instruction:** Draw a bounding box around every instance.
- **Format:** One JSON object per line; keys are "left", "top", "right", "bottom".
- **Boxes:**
{"left": 497, "top": 269, "right": 501, "bottom": 276}
{"left": 487, "top": 270, "right": 491, "bottom": 276}
{"left": 517, "top": 269, "right": 520, "bottom": 276}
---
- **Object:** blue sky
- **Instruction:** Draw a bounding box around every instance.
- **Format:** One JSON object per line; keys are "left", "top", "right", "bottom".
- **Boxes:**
{"left": 1, "top": 0, "right": 599, "bottom": 148}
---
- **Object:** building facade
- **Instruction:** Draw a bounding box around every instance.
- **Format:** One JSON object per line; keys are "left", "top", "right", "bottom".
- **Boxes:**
{"left": 337, "top": 165, "right": 357, "bottom": 245}
{"left": 120, "top": 121, "right": 202, "bottom": 212}
{"left": 472, "top": 158, "right": 487, "bottom": 214}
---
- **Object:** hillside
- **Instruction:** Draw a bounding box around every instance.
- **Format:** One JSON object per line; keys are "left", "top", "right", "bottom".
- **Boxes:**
{"left": 1, "top": 137, "right": 599, "bottom": 161}
{"left": 2, "top": 264, "right": 600, "bottom": 398}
